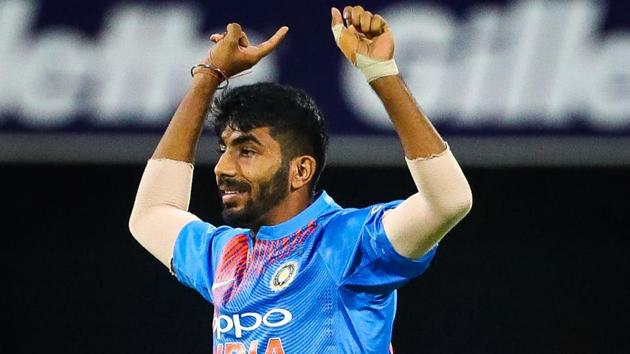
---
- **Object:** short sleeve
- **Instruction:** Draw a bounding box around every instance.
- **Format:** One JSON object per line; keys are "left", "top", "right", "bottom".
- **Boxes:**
{"left": 328, "top": 201, "right": 438, "bottom": 293}
{"left": 171, "top": 220, "right": 219, "bottom": 303}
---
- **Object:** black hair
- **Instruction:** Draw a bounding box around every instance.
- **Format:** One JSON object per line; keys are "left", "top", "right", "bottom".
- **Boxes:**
{"left": 211, "top": 82, "right": 329, "bottom": 195}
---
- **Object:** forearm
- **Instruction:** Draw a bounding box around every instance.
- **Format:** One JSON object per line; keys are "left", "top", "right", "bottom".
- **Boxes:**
{"left": 370, "top": 75, "right": 446, "bottom": 159}
{"left": 152, "top": 74, "right": 220, "bottom": 162}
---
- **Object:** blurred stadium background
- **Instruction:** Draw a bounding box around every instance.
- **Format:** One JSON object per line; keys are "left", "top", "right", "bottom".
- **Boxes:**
{"left": 3, "top": 0, "right": 629, "bottom": 353}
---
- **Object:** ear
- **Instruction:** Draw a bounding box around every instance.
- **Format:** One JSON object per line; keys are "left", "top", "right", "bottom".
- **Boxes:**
{"left": 290, "top": 155, "right": 317, "bottom": 190}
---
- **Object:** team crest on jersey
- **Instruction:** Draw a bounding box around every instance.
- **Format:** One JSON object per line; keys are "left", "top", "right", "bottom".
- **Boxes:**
{"left": 270, "top": 260, "right": 299, "bottom": 292}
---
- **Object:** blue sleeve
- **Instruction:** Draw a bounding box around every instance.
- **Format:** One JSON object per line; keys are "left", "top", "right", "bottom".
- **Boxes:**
{"left": 324, "top": 201, "right": 437, "bottom": 293}
{"left": 171, "top": 220, "right": 221, "bottom": 303}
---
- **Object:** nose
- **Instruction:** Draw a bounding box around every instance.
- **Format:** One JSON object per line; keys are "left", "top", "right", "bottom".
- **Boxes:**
{"left": 214, "top": 150, "right": 237, "bottom": 179}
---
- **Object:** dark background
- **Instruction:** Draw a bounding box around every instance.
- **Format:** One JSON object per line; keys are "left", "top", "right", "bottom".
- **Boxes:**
{"left": 4, "top": 163, "right": 630, "bottom": 353}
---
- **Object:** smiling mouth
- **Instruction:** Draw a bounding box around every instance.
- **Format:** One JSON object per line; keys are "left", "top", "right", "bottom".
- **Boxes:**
{"left": 219, "top": 188, "right": 249, "bottom": 205}
{"left": 221, "top": 191, "right": 245, "bottom": 204}
{"left": 218, "top": 178, "right": 251, "bottom": 205}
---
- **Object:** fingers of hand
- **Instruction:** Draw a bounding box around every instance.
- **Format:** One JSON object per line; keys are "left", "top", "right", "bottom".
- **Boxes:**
{"left": 210, "top": 33, "right": 226, "bottom": 43}
{"left": 342, "top": 6, "right": 387, "bottom": 38}
{"left": 257, "top": 26, "right": 289, "bottom": 57}
{"left": 360, "top": 11, "right": 372, "bottom": 35}
{"left": 350, "top": 5, "right": 365, "bottom": 28}
{"left": 211, "top": 28, "right": 248, "bottom": 47}
{"left": 342, "top": 6, "right": 354, "bottom": 26}
{"left": 239, "top": 31, "right": 249, "bottom": 47}
{"left": 370, "top": 15, "right": 387, "bottom": 36}
{"left": 347, "top": 25, "right": 364, "bottom": 40}
{"left": 225, "top": 23, "right": 242, "bottom": 45}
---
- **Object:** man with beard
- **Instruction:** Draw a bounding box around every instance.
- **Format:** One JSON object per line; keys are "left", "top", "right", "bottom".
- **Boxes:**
{"left": 129, "top": 5, "right": 472, "bottom": 353}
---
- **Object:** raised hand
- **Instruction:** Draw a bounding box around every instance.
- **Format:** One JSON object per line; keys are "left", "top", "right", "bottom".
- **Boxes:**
{"left": 331, "top": 6, "right": 394, "bottom": 64}
{"left": 207, "top": 23, "right": 289, "bottom": 77}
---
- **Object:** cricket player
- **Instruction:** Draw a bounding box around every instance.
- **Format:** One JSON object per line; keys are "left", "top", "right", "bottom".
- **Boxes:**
{"left": 129, "top": 5, "right": 473, "bottom": 353}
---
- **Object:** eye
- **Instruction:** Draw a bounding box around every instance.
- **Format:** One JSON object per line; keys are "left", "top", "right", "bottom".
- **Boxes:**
{"left": 240, "top": 148, "right": 256, "bottom": 157}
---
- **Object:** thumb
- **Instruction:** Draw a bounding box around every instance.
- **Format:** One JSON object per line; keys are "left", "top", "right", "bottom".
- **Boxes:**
{"left": 331, "top": 7, "right": 345, "bottom": 45}
{"left": 331, "top": 7, "right": 358, "bottom": 63}
{"left": 331, "top": 7, "right": 344, "bottom": 27}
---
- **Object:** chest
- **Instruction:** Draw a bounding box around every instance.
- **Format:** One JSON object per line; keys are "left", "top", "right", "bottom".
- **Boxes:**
{"left": 211, "top": 223, "right": 328, "bottom": 311}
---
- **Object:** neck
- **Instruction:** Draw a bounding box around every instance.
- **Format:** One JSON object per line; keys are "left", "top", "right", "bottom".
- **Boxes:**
{"left": 251, "top": 189, "right": 313, "bottom": 235}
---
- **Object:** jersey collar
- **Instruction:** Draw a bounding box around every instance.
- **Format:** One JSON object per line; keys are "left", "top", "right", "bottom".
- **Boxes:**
{"left": 256, "top": 190, "right": 340, "bottom": 240}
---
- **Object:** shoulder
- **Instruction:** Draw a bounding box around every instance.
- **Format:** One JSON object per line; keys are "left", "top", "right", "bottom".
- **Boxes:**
{"left": 317, "top": 200, "right": 403, "bottom": 254}
{"left": 176, "top": 221, "right": 248, "bottom": 251}
{"left": 323, "top": 200, "right": 403, "bottom": 232}
{"left": 314, "top": 200, "right": 403, "bottom": 283}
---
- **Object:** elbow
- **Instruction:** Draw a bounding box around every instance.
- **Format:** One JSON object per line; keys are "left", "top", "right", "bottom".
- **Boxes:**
{"left": 128, "top": 207, "right": 156, "bottom": 249}
{"left": 438, "top": 184, "right": 473, "bottom": 223}
{"left": 128, "top": 210, "right": 140, "bottom": 240}
{"left": 457, "top": 184, "right": 474, "bottom": 217}
{"left": 456, "top": 192, "right": 473, "bottom": 220}
{"left": 128, "top": 206, "right": 146, "bottom": 241}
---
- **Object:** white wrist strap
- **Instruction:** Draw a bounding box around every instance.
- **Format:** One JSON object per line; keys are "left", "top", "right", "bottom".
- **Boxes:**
{"left": 355, "top": 54, "right": 398, "bottom": 82}
{"left": 332, "top": 24, "right": 399, "bottom": 82}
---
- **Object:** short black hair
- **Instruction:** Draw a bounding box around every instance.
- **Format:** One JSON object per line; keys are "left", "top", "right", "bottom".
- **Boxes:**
{"left": 211, "top": 82, "right": 329, "bottom": 195}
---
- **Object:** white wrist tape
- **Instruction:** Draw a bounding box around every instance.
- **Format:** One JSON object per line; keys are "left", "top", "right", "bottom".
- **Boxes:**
{"left": 355, "top": 54, "right": 399, "bottom": 82}
{"left": 332, "top": 24, "right": 399, "bottom": 82}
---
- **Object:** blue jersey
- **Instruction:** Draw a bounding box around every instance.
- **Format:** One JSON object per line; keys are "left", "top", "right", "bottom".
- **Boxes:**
{"left": 172, "top": 191, "right": 437, "bottom": 354}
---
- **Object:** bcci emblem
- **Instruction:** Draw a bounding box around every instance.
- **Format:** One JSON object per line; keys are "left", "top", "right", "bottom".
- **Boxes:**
{"left": 270, "top": 261, "right": 299, "bottom": 292}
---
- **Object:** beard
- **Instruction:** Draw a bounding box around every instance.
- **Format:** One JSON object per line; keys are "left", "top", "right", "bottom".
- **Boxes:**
{"left": 220, "top": 160, "right": 290, "bottom": 228}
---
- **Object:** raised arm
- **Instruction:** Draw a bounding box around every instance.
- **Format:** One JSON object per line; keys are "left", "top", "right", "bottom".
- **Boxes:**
{"left": 129, "top": 23, "right": 289, "bottom": 267}
{"left": 331, "top": 6, "right": 472, "bottom": 259}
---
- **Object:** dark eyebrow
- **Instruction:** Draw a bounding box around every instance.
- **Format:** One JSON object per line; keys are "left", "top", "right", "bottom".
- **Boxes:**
{"left": 220, "top": 134, "right": 263, "bottom": 147}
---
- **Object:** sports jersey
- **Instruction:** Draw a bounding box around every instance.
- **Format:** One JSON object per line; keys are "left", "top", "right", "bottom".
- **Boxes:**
{"left": 172, "top": 191, "right": 437, "bottom": 353}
